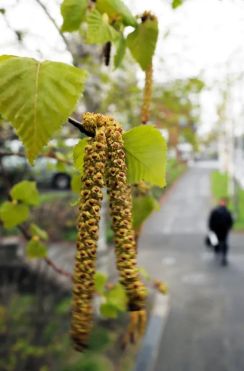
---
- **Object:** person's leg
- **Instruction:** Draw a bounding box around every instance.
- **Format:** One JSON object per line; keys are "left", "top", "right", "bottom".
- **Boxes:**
{"left": 220, "top": 238, "right": 229, "bottom": 266}
{"left": 214, "top": 244, "right": 220, "bottom": 255}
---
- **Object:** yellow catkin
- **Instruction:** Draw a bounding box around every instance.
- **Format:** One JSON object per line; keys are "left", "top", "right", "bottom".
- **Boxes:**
{"left": 141, "top": 63, "right": 153, "bottom": 125}
{"left": 71, "top": 124, "right": 107, "bottom": 351}
{"left": 71, "top": 112, "right": 147, "bottom": 350}
{"left": 104, "top": 117, "right": 147, "bottom": 312}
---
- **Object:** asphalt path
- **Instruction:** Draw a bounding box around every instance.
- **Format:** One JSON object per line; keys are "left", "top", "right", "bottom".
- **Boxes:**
{"left": 138, "top": 163, "right": 244, "bottom": 371}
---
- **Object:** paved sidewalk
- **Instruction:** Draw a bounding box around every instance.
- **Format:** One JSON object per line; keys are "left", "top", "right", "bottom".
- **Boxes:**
{"left": 138, "top": 164, "right": 244, "bottom": 371}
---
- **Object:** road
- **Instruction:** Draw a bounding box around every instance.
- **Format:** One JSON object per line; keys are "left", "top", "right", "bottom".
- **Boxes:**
{"left": 138, "top": 164, "right": 244, "bottom": 371}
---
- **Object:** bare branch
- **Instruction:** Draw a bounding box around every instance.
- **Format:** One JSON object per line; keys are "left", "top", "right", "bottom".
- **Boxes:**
{"left": 18, "top": 224, "right": 72, "bottom": 279}
{"left": 35, "top": 0, "right": 75, "bottom": 64}
{"left": 44, "top": 257, "right": 72, "bottom": 278}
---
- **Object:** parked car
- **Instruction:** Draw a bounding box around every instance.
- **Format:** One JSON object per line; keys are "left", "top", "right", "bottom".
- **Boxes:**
{"left": 0, "top": 155, "right": 71, "bottom": 191}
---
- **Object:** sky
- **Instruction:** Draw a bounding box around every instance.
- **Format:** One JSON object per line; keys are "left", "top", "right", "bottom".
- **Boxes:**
{"left": 1, "top": 0, "right": 244, "bottom": 134}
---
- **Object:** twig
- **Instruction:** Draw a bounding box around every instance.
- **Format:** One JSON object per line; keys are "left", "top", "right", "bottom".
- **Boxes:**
{"left": 18, "top": 224, "right": 72, "bottom": 279}
{"left": 68, "top": 117, "right": 94, "bottom": 137}
{"left": 35, "top": 0, "right": 75, "bottom": 64}
{"left": 44, "top": 257, "right": 72, "bottom": 278}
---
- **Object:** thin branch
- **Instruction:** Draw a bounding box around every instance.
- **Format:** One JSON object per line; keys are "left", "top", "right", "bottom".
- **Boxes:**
{"left": 0, "top": 183, "right": 72, "bottom": 279}
{"left": 18, "top": 224, "right": 72, "bottom": 279}
{"left": 35, "top": 0, "right": 75, "bottom": 64}
{"left": 44, "top": 257, "right": 72, "bottom": 278}
{"left": 68, "top": 117, "right": 94, "bottom": 137}
{"left": 18, "top": 224, "right": 31, "bottom": 240}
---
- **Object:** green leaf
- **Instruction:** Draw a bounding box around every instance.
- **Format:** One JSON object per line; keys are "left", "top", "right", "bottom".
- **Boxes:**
{"left": 123, "top": 126, "right": 167, "bottom": 187}
{"left": 26, "top": 239, "right": 47, "bottom": 259}
{"left": 127, "top": 18, "right": 158, "bottom": 70}
{"left": 86, "top": 9, "right": 119, "bottom": 44}
{"left": 56, "top": 298, "right": 71, "bottom": 315}
{"left": 114, "top": 35, "right": 126, "bottom": 68}
{"left": 10, "top": 180, "right": 40, "bottom": 206}
{"left": 96, "top": 0, "right": 137, "bottom": 27}
{"left": 0, "top": 202, "right": 29, "bottom": 229}
{"left": 105, "top": 283, "right": 127, "bottom": 311}
{"left": 73, "top": 137, "right": 88, "bottom": 173}
{"left": 0, "top": 55, "right": 87, "bottom": 163}
{"left": 71, "top": 173, "right": 82, "bottom": 194}
{"left": 133, "top": 195, "right": 159, "bottom": 230}
{"left": 65, "top": 355, "right": 113, "bottom": 371}
{"left": 100, "top": 302, "right": 118, "bottom": 318}
{"left": 61, "top": 0, "right": 88, "bottom": 32}
{"left": 172, "top": 0, "right": 183, "bottom": 9}
{"left": 29, "top": 223, "right": 48, "bottom": 240}
{"left": 88, "top": 327, "right": 111, "bottom": 351}
{"left": 95, "top": 272, "right": 108, "bottom": 294}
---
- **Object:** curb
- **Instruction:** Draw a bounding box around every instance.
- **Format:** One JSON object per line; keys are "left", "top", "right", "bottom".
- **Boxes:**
{"left": 134, "top": 293, "right": 170, "bottom": 371}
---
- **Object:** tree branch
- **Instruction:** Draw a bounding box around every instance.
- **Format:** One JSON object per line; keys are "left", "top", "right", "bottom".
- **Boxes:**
{"left": 35, "top": 0, "right": 75, "bottom": 64}
{"left": 44, "top": 257, "right": 72, "bottom": 278}
{"left": 18, "top": 224, "right": 72, "bottom": 279}
{"left": 68, "top": 117, "right": 94, "bottom": 137}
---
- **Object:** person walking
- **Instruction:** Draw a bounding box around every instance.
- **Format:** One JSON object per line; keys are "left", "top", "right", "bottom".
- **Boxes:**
{"left": 208, "top": 197, "right": 234, "bottom": 266}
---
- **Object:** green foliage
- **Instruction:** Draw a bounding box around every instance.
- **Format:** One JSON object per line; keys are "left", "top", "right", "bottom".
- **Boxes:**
{"left": 127, "top": 18, "right": 158, "bottom": 70}
{"left": 61, "top": 0, "right": 88, "bottom": 32}
{"left": 0, "top": 55, "right": 87, "bottom": 163}
{"left": 95, "top": 272, "right": 108, "bottom": 294}
{"left": 73, "top": 138, "right": 88, "bottom": 173}
{"left": 56, "top": 298, "right": 71, "bottom": 315}
{"left": 123, "top": 126, "right": 167, "bottom": 187}
{"left": 88, "top": 327, "right": 111, "bottom": 351}
{"left": 172, "top": 0, "right": 183, "bottom": 9}
{"left": 132, "top": 195, "right": 159, "bottom": 230}
{"left": 0, "top": 201, "right": 29, "bottom": 229}
{"left": 166, "top": 158, "right": 186, "bottom": 187}
{"left": 105, "top": 284, "right": 127, "bottom": 311}
{"left": 211, "top": 170, "right": 228, "bottom": 199}
{"left": 71, "top": 173, "right": 82, "bottom": 194}
{"left": 10, "top": 180, "right": 40, "bottom": 206}
{"left": 26, "top": 238, "right": 47, "bottom": 258}
{"left": 86, "top": 10, "right": 119, "bottom": 44}
{"left": 100, "top": 283, "right": 127, "bottom": 318}
{"left": 29, "top": 223, "right": 48, "bottom": 240}
{"left": 235, "top": 188, "right": 244, "bottom": 230}
{"left": 114, "top": 35, "right": 126, "bottom": 68}
{"left": 100, "top": 302, "right": 118, "bottom": 318}
{"left": 96, "top": 0, "right": 137, "bottom": 27}
{"left": 211, "top": 171, "right": 244, "bottom": 231}
{"left": 63, "top": 355, "right": 113, "bottom": 371}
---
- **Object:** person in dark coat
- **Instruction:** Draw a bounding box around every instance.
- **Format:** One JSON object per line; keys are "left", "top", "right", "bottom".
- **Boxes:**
{"left": 208, "top": 197, "right": 234, "bottom": 266}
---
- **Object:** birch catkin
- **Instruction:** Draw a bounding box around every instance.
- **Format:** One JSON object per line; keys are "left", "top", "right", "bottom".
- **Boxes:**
{"left": 71, "top": 125, "right": 107, "bottom": 351}
{"left": 71, "top": 113, "right": 147, "bottom": 350}
{"left": 105, "top": 117, "right": 147, "bottom": 311}
{"left": 141, "top": 63, "right": 153, "bottom": 125}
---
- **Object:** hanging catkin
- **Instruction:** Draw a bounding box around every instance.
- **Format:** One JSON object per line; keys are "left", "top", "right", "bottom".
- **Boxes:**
{"left": 141, "top": 63, "right": 153, "bottom": 125}
{"left": 104, "top": 116, "right": 147, "bottom": 312}
{"left": 71, "top": 124, "right": 107, "bottom": 351}
{"left": 71, "top": 113, "right": 147, "bottom": 350}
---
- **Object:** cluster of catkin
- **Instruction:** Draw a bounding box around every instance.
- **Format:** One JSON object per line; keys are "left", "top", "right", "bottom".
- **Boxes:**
{"left": 71, "top": 113, "right": 147, "bottom": 350}
{"left": 140, "top": 12, "right": 157, "bottom": 125}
